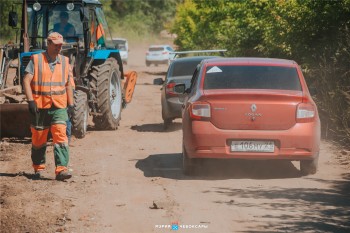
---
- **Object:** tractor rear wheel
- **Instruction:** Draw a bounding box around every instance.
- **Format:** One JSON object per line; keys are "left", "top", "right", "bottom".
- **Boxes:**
{"left": 91, "top": 58, "right": 122, "bottom": 130}
{"left": 72, "top": 90, "right": 89, "bottom": 138}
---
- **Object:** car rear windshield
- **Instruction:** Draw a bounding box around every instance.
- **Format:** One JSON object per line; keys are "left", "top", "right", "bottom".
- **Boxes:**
{"left": 203, "top": 65, "right": 302, "bottom": 91}
{"left": 113, "top": 41, "right": 126, "bottom": 51}
{"left": 170, "top": 60, "right": 201, "bottom": 77}
{"left": 149, "top": 47, "right": 164, "bottom": 52}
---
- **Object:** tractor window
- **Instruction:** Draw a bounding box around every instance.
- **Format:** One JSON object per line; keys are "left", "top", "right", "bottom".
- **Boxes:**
{"left": 26, "top": 3, "right": 83, "bottom": 50}
{"left": 27, "top": 7, "right": 45, "bottom": 49}
{"left": 49, "top": 5, "right": 82, "bottom": 42}
{"left": 89, "top": 9, "right": 97, "bottom": 49}
{"left": 95, "top": 7, "right": 114, "bottom": 49}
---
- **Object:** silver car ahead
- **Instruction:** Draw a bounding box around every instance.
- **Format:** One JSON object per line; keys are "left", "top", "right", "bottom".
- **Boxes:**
{"left": 161, "top": 56, "right": 217, "bottom": 129}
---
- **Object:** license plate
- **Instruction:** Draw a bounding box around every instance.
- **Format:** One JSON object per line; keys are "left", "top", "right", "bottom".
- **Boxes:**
{"left": 231, "top": 140, "right": 274, "bottom": 152}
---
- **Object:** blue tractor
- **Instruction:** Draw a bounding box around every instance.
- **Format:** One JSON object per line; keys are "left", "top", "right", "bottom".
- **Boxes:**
{"left": 1, "top": 0, "right": 137, "bottom": 138}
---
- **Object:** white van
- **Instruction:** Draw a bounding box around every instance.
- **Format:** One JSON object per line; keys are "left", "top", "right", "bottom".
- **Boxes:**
{"left": 112, "top": 38, "right": 129, "bottom": 65}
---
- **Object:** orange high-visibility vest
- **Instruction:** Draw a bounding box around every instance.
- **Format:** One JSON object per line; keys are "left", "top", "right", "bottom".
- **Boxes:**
{"left": 31, "top": 53, "right": 69, "bottom": 109}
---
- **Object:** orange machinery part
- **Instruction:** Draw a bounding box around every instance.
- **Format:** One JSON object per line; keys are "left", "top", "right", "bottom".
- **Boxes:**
{"left": 122, "top": 70, "right": 137, "bottom": 103}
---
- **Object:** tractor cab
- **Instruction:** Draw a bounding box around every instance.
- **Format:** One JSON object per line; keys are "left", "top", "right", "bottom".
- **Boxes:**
{"left": 19, "top": 0, "right": 115, "bottom": 50}
{"left": 9, "top": 0, "right": 120, "bottom": 86}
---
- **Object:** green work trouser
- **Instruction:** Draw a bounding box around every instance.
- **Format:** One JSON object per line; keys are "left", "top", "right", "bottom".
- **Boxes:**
{"left": 30, "top": 106, "right": 70, "bottom": 174}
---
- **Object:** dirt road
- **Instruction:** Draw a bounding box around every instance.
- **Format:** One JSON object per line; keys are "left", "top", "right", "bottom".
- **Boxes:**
{"left": 1, "top": 44, "right": 350, "bottom": 233}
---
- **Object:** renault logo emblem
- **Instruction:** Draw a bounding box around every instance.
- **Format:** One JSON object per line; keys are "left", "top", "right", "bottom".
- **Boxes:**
{"left": 251, "top": 104, "right": 257, "bottom": 112}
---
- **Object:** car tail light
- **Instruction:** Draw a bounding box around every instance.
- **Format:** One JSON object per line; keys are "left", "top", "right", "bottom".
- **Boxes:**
{"left": 162, "top": 51, "right": 168, "bottom": 54}
{"left": 165, "top": 83, "right": 177, "bottom": 96}
{"left": 190, "top": 102, "right": 211, "bottom": 120}
{"left": 146, "top": 52, "right": 149, "bottom": 55}
{"left": 296, "top": 102, "right": 315, "bottom": 123}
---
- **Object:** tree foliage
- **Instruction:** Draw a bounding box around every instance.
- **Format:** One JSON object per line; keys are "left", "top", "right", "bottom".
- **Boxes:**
{"left": 101, "top": 0, "right": 180, "bottom": 38}
{"left": 172, "top": 0, "right": 350, "bottom": 59}
{"left": 0, "top": 0, "right": 180, "bottom": 42}
{"left": 0, "top": 1, "right": 22, "bottom": 43}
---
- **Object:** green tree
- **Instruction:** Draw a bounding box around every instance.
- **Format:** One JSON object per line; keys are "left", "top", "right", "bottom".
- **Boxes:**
{"left": 0, "top": 1, "right": 21, "bottom": 43}
{"left": 172, "top": 0, "right": 269, "bottom": 55}
{"left": 102, "top": 0, "right": 180, "bottom": 38}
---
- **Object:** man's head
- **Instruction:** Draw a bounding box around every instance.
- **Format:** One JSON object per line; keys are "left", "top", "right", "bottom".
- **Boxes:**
{"left": 60, "top": 11, "right": 69, "bottom": 24}
{"left": 47, "top": 32, "right": 64, "bottom": 56}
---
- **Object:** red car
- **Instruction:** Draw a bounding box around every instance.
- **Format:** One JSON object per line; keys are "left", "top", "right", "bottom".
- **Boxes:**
{"left": 175, "top": 58, "right": 321, "bottom": 176}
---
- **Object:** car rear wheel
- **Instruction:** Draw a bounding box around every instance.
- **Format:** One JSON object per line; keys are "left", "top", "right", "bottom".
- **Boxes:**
{"left": 146, "top": 61, "right": 151, "bottom": 67}
{"left": 300, "top": 154, "right": 319, "bottom": 175}
{"left": 182, "top": 145, "right": 195, "bottom": 175}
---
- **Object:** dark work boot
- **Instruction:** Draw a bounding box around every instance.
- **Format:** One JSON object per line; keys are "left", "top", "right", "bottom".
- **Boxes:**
{"left": 55, "top": 170, "right": 72, "bottom": 181}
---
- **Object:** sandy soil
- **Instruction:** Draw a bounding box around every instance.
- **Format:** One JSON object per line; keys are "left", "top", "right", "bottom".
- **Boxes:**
{"left": 1, "top": 43, "right": 350, "bottom": 233}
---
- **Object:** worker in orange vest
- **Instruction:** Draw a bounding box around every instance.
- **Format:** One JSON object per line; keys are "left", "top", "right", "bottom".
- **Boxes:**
{"left": 23, "top": 32, "right": 74, "bottom": 181}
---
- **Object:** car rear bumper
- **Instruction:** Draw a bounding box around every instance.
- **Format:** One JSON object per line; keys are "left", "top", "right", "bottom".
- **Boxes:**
{"left": 184, "top": 120, "right": 321, "bottom": 161}
{"left": 146, "top": 57, "right": 169, "bottom": 63}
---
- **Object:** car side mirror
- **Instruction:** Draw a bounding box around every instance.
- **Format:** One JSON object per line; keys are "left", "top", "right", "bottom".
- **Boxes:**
{"left": 8, "top": 11, "right": 18, "bottom": 27}
{"left": 153, "top": 77, "right": 164, "bottom": 85}
{"left": 174, "top": 83, "right": 186, "bottom": 94}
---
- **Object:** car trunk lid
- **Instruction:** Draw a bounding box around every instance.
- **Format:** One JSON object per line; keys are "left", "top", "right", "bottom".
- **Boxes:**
{"left": 202, "top": 90, "right": 303, "bottom": 130}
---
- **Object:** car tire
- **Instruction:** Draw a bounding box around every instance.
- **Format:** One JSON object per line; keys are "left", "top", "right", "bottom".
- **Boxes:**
{"left": 182, "top": 145, "right": 195, "bottom": 175}
{"left": 300, "top": 154, "right": 319, "bottom": 175}
{"left": 163, "top": 119, "right": 172, "bottom": 130}
{"left": 146, "top": 61, "right": 151, "bottom": 67}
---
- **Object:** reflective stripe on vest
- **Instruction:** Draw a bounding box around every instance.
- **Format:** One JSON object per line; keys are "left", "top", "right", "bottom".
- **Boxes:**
{"left": 31, "top": 53, "right": 69, "bottom": 109}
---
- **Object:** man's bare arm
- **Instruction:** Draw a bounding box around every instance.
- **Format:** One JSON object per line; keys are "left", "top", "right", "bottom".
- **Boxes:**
{"left": 23, "top": 73, "right": 34, "bottom": 101}
{"left": 66, "top": 82, "right": 74, "bottom": 106}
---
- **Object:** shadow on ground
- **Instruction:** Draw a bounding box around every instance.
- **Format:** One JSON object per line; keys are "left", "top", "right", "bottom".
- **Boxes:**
{"left": 135, "top": 153, "right": 302, "bottom": 180}
{"left": 0, "top": 172, "right": 53, "bottom": 181}
{"left": 130, "top": 123, "right": 182, "bottom": 133}
{"left": 220, "top": 173, "right": 350, "bottom": 232}
{"left": 1, "top": 137, "right": 31, "bottom": 144}
{"left": 136, "top": 153, "right": 350, "bottom": 232}
{"left": 144, "top": 71, "right": 167, "bottom": 76}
